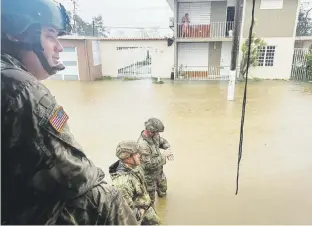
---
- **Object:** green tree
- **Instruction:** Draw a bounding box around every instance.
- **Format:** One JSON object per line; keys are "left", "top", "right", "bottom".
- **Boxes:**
{"left": 296, "top": 2, "right": 312, "bottom": 36}
{"left": 92, "top": 15, "right": 108, "bottom": 37}
{"left": 67, "top": 11, "right": 107, "bottom": 36}
{"left": 305, "top": 51, "right": 312, "bottom": 80}
{"left": 239, "top": 33, "right": 266, "bottom": 79}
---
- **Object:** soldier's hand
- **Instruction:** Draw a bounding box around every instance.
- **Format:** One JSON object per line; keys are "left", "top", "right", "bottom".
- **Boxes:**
{"left": 167, "top": 154, "right": 174, "bottom": 161}
{"left": 162, "top": 149, "right": 174, "bottom": 160}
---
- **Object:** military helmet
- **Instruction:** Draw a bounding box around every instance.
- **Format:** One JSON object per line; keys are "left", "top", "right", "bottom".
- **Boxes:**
{"left": 116, "top": 141, "right": 140, "bottom": 160}
{"left": 1, "top": 0, "right": 71, "bottom": 75}
{"left": 144, "top": 118, "right": 165, "bottom": 133}
{"left": 2, "top": 0, "right": 71, "bottom": 37}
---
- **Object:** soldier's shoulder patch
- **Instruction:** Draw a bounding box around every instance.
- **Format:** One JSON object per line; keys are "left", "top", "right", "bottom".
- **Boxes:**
{"left": 49, "top": 106, "right": 69, "bottom": 133}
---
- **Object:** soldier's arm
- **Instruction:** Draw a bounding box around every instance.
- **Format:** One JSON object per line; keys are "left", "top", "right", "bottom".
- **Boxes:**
{"left": 112, "top": 177, "right": 136, "bottom": 209}
{"left": 104, "top": 187, "right": 139, "bottom": 225}
{"left": 111, "top": 178, "right": 143, "bottom": 223}
{"left": 139, "top": 145, "right": 166, "bottom": 171}
{"left": 159, "top": 137, "right": 171, "bottom": 150}
{"left": 8, "top": 80, "right": 103, "bottom": 199}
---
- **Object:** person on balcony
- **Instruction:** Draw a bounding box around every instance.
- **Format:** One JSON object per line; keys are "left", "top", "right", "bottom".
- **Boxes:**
{"left": 182, "top": 13, "right": 190, "bottom": 37}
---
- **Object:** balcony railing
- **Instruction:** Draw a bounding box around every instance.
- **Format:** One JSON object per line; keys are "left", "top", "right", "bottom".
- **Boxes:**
{"left": 177, "top": 22, "right": 234, "bottom": 39}
{"left": 177, "top": 65, "right": 230, "bottom": 80}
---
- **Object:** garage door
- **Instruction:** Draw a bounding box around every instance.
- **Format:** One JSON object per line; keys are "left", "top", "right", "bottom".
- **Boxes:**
{"left": 178, "top": 2, "right": 211, "bottom": 24}
{"left": 178, "top": 42, "right": 209, "bottom": 71}
{"left": 49, "top": 47, "right": 80, "bottom": 80}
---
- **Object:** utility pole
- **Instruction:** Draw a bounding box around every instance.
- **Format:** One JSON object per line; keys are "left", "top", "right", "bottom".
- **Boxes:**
{"left": 70, "top": 0, "right": 77, "bottom": 34}
{"left": 227, "top": 0, "right": 244, "bottom": 101}
{"left": 92, "top": 19, "right": 95, "bottom": 36}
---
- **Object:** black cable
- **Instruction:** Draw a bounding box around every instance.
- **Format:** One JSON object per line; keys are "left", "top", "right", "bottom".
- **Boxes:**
{"left": 235, "top": 0, "right": 256, "bottom": 195}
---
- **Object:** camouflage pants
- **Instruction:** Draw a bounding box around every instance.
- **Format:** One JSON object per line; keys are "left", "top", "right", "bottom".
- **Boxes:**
{"left": 141, "top": 206, "right": 161, "bottom": 225}
{"left": 146, "top": 170, "right": 167, "bottom": 205}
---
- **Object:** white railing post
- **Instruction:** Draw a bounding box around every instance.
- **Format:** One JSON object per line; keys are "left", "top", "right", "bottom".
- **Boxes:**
{"left": 227, "top": 70, "right": 236, "bottom": 101}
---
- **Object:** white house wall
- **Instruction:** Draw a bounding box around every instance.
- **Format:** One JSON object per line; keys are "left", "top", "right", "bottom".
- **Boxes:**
{"left": 100, "top": 40, "right": 174, "bottom": 79}
{"left": 247, "top": 37, "right": 295, "bottom": 79}
{"left": 227, "top": 0, "right": 236, "bottom": 6}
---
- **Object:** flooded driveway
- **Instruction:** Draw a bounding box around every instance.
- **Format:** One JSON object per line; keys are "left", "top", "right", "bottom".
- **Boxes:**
{"left": 44, "top": 79, "right": 312, "bottom": 225}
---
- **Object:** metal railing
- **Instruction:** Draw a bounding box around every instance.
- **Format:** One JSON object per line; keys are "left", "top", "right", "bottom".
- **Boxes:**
{"left": 177, "top": 22, "right": 234, "bottom": 39}
{"left": 117, "top": 59, "right": 152, "bottom": 78}
{"left": 291, "top": 48, "right": 312, "bottom": 81}
{"left": 176, "top": 65, "right": 230, "bottom": 80}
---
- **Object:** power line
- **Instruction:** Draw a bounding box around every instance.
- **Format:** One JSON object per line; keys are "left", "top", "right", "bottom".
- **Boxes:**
{"left": 104, "top": 26, "right": 172, "bottom": 30}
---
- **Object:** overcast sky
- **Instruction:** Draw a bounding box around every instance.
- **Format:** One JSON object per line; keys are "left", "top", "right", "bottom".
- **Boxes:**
{"left": 58, "top": 0, "right": 173, "bottom": 28}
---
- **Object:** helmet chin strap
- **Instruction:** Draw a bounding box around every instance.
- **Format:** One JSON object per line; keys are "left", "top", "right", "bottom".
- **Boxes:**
{"left": 31, "top": 42, "right": 65, "bottom": 76}
{"left": 13, "top": 27, "right": 66, "bottom": 76}
{"left": 33, "top": 48, "right": 65, "bottom": 75}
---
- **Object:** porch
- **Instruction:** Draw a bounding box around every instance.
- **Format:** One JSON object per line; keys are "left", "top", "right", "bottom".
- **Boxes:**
{"left": 176, "top": 66, "right": 230, "bottom": 80}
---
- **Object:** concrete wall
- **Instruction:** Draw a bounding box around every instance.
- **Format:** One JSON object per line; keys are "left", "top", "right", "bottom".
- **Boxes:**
{"left": 210, "top": 1, "right": 227, "bottom": 23}
{"left": 59, "top": 39, "right": 103, "bottom": 81}
{"left": 100, "top": 40, "right": 174, "bottom": 78}
{"left": 242, "top": 0, "right": 300, "bottom": 38}
{"left": 247, "top": 37, "right": 294, "bottom": 79}
{"left": 208, "top": 42, "right": 222, "bottom": 67}
{"left": 294, "top": 40, "right": 312, "bottom": 49}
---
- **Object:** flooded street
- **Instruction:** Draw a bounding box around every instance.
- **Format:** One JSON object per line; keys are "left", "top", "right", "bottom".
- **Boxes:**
{"left": 44, "top": 79, "right": 312, "bottom": 225}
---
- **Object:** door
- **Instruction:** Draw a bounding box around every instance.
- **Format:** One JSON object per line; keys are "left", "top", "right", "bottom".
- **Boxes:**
{"left": 226, "top": 6, "right": 235, "bottom": 36}
{"left": 177, "top": 42, "right": 209, "bottom": 72}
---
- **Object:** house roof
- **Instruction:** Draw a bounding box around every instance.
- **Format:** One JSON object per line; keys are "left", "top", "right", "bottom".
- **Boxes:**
{"left": 59, "top": 35, "right": 169, "bottom": 41}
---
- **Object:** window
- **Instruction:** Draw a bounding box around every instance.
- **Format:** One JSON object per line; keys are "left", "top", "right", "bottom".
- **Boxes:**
{"left": 258, "top": 46, "right": 276, "bottom": 67}
{"left": 63, "top": 47, "right": 76, "bottom": 52}
{"left": 260, "top": 0, "right": 283, "bottom": 10}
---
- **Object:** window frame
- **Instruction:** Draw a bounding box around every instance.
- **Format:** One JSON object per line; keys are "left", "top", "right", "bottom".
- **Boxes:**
{"left": 257, "top": 45, "right": 276, "bottom": 67}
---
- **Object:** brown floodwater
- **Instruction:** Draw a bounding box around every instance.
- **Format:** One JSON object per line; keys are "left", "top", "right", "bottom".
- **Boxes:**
{"left": 44, "top": 79, "right": 312, "bottom": 225}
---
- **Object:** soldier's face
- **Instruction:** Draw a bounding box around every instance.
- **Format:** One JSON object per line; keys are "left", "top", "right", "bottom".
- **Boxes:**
{"left": 41, "top": 26, "right": 64, "bottom": 68}
{"left": 148, "top": 131, "right": 159, "bottom": 137}
{"left": 19, "top": 26, "right": 64, "bottom": 80}
{"left": 133, "top": 153, "right": 141, "bottom": 165}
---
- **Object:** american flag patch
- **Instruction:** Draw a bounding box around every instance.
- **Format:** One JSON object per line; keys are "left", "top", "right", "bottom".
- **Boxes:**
{"left": 49, "top": 106, "right": 69, "bottom": 133}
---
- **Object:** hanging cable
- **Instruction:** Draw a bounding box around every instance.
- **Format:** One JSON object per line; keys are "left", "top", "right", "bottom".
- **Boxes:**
{"left": 235, "top": 0, "right": 256, "bottom": 195}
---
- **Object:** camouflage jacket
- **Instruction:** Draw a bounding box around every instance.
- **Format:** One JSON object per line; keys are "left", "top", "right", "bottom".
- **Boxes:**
{"left": 1, "top": 53, "right": 137, "bottom": 225}
{"left": 137, "top": 131, "right": 170, "bottom": 176}
{"left": 109, "top": 161, "right": 152, "bottom": 220}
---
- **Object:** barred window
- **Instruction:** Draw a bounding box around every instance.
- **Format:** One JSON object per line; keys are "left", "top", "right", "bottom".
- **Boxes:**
{"left": 258, "top": 46, "right": 276, "bottom": 67}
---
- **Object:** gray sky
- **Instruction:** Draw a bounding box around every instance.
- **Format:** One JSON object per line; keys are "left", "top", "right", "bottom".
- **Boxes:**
{"left": 58, "top": 0, "right": 173, "bottom": 28}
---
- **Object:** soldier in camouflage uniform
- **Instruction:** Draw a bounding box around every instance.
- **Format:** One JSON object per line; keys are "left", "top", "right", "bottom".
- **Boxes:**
{"left": 109, "top": 141, "right": 161, "bottom": 225}
{"left": 1, "top": 0, "right": 138, "bottom": 224}
{"left": 137, "top": 118, "right": 174, "bottom": 205}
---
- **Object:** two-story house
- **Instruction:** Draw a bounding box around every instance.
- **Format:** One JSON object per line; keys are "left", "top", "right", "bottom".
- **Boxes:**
{"left": 166, "top": 0, "right": 301, "bottom": 80}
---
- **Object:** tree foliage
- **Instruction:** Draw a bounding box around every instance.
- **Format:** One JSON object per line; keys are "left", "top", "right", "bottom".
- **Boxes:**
{"left": 239, "top": 33, "right": 266, "bottom": 79}
{"left": 67, "top": 11, "right": 107, "bottom": 37}
{"left": 296, "top": 2, "right": 312, "bottom": 36}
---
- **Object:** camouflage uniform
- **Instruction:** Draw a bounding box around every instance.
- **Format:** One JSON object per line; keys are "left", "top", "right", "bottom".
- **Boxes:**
{"left": 1, "top": 54, "right": 138, "bottom": 225}
{"left": 109, "top": 141, "right": 161, "bottom": 225}
{"left": 137, "top": 118, "right": 171, "bottom": 205}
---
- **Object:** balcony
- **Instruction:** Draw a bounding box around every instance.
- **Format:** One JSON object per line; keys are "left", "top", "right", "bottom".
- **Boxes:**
{"left": 176, "top": 22, "right": 234, "bottom": 41}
